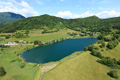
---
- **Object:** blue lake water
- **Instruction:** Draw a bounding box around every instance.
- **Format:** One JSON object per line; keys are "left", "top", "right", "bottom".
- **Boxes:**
{"left": 21, "top": 38, "right": 98, "bottom": 63}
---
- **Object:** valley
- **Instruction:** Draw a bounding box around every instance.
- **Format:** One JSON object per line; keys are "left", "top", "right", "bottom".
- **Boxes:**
{"left": 0, "top": 14, "right": 120, "bottom": 80}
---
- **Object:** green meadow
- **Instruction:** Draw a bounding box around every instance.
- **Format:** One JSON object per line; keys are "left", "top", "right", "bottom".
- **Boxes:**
{"left": 0, "top": 29, "right": 81, "bottom": 80}
{"left": 42, "top": 44, "right": 120, "bottom": 80}
{"left": 0, "top": 45, "right": 38, "bottom": 80}
{"left": 0, "top": 29, "right": 81, "bottom": 43}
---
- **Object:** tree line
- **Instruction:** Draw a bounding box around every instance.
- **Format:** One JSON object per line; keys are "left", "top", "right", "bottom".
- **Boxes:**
{"left": 0, "top": 15, "right": 120, "bottom": 34}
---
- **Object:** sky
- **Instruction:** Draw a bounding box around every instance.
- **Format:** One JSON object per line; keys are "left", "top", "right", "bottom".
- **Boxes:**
{"left": 0, "top": 0, "right": 120, "bottom": 19}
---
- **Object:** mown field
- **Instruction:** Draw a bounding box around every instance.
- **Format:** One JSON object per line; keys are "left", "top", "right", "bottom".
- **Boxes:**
{"left": 0, "top": 28, "right": 82, "bottom": 43}
{"left": 42, "top": 44, "right": 120, "bottom": 80}
{"left": 0, "top": 45, "right": 38, "bottom": 80}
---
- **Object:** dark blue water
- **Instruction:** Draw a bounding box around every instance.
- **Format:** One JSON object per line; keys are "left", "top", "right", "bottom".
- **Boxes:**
{"left": 21, "top": 38, "right": 98, "bottom": 63}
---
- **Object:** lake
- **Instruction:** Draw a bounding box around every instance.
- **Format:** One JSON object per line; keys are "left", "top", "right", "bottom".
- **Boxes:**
{"left": 21, "top": 38, "right": 98, "bottom": 63}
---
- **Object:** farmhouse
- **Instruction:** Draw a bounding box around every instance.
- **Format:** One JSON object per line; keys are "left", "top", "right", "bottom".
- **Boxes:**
{"left": 4, "top": 41, "right": 18, "bottom": 45}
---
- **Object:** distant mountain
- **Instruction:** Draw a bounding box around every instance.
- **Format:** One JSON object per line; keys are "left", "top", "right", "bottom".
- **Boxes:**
{"left": 0, "top": 12, "right": 25, "bottom": 25}
{"left": 0, "top": 14, "right": 120, "bottom": 33}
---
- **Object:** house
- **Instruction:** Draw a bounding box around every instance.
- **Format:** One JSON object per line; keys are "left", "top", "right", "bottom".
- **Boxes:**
{"left": 4, "top": 41, "right": 18, "bottom": 45}
{"left": 8, "top": 41, "right": 12, "bottom": 45}
{"left": 19, "top": 40, "right": 24, "bottom": 44}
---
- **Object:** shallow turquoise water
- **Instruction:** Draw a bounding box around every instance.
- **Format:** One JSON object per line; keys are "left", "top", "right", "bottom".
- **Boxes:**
{"left": 21, "top": 38, "right": 98, "bottom": 63}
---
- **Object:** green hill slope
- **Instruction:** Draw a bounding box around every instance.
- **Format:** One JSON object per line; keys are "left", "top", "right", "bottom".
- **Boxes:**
{"left": 42, "top": 52, "right": 114, "bottom": 80}
{"left": 0, "top": 14, "right": 120, "bottom": 33}
{"left": 42, "top": 43, "right": 120, "bottom": 80}
{"left": 0, "top": 12, "right": 25, "bottom": 26}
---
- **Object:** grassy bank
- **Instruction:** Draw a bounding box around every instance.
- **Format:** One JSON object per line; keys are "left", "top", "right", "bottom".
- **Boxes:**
{"left": 42, "top": 51, "right": 114, "bottom": 80}
{"left": 42, "top": 42, "right": 120, "bottom": 80}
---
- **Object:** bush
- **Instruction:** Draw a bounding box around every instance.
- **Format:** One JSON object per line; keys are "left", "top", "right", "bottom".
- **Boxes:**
{"left": 98, "top": 40, "right": 104, "bottom": 44}
{"left": 90, "top": 51, "right": 103, "bottom": 58}
{"left": 20, "top": 63, "right": 25, "bottom": 68}
{"left": 34, "top": 40, "right": 43, "bottom": 45}
{"left": 99, "top": 42, "right": 105, "bottom": 48}
{"left": 14, "top": 32, "right": 25, "bottom": 38}
{"left": 107, "top": 42, "right": 114, "bottom": 49}
{"left": 1, "top": 48, "right": 4, "bottom": 51}
{"left": 117, "top": 60, "right": 120, "bottom": 65}
{"left": 98, "top": 34, "right": 104, "bottom": 40}
{"left": 10, "top": 59, "right": 17, "bottom": 63}
{"left": 15, "top": 41, "right": 19, "bottom": 43}
{"left": 1, "top": 45, "right": 10, "bottom": 48}
{"left": 84, "top": 45, "right": 97, "bottom": 51}
{"left": 17, "top": 58, "right": 22, "bottom": 62}
{"left": 97, "top": 57, "right": 119, "bottom": 68}
{"left": 107, "top": 70, "right": 118, "bottom": 79}
{"left": 5, "top": 35, "right": 10, "bottom": 39}
{"left": 113, "top": 34, "right": 120, "bottom": 39}
{"left": 0, "top": 67, "right": 6, "bottom": 76}
{"left": 67, "top": 32, "right": 78, "bottom": 36}
{"left": 104, "top": 37, "right": 112, "bottom": 41}
{"left": 107, "top": 40, "right": 119, "bottom": 49}
{"left": 84, "top": 46, "right": 88, "bottom": 51}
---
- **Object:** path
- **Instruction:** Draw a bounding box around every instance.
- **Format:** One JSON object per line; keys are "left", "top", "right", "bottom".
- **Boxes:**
{"left": 34, "top": 66, "right": 41, "bottom": 80}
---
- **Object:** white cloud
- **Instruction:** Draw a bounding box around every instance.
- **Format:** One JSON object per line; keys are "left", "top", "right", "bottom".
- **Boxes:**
{"left": 56, "top": 10, "right": 120, "bottom": 19}
{"left": 60, "top": 0, "right": 64, "bottom": 2}
{"left": 0, "top": 0, "right": 39, "bottom": 17}
{"left": 56, "top": 11, "right": 94, "bottom": 19}
{"left": 101, "top": 0, "right": 113, "bottom": 4}
{"left": 36, "top": 0, "right": 43, "bottom": 5}
{"left": 56, "top": 11, "right": 73, "bottom": 18}
{"left": 79, "top": 11, "right": 94, "bottom": 18}
{"left": 96, "top": 10, "right": 120, "bottom": 18}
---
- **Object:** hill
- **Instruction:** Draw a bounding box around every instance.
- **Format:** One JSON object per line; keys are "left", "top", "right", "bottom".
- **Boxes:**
{"left": 0, "top": 14, "right": 120, "bottom": 33}
{"left": 0, "top": 12, "right": 25, "bottom": 26}
{"left": 42, "top": 41, "right": 120, "bottom": 80}
{"left": 42, "top": 52, "right": 113, "bottom": 80}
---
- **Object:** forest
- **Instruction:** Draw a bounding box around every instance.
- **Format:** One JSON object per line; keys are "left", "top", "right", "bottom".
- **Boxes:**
{"left": 0, "top": 14, "right": 120, "bottom": 33}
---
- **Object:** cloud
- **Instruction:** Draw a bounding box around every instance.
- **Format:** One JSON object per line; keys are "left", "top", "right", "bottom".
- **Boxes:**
{"left": 101, "top": 0, "right": 113, "bottom": 4}
{"left": 13, "top": 0, "right": 22, "bottom": 3}
{"left": 96, "top": 10, "right": 120, "bottom": 18}
{"left": 56, "top": 10, "right": 120, "bottom": 19}
{"left": 0, "top": 0, "right": 39, "bottom": 17}
{"left": 60, "top": 0, "right": 64, "bottom": 2}
{"left": 56, "top": 11, "right": 94, "bottom": 19}
{"left": 79, "top": 11, "right": 94, "bottom": 18}
{"left": 56, "top": 11, "right": 73, "bottom": 18}
{"left": 36, "top": 0, "right": 43, "bottom": 5}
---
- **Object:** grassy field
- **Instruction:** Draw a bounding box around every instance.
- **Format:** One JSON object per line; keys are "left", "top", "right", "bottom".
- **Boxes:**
{"left": 0, "top": 45, "right": 38, "bottom": 80}
{"left": 0, "top": 29, "right": 81, "bottom": 80}
{"left": 42, "top": 51, "right": 115, "bottom": 80}
{"left": 34, "top": 66, "right": 41, "bottom": 80}
{"left": 0, "top": 28, "right": 82, "bottom": 43}
{"left": 42, "top": 43, "right": 120, "bottom": 80}
{"left": 101, "top": 43, "right": 120, "bottom": 60}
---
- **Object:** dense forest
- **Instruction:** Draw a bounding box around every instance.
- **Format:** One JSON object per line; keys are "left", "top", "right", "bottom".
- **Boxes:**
{"left": 0, "top": 14, "right": 120, "bottom": 33}
{"left": 0, "top": 12, "right": 25, "bottom": 26}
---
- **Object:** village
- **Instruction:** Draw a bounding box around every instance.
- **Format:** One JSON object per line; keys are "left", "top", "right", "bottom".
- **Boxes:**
{"left": 0, "top": 40, "right": 33, "bottom": 46}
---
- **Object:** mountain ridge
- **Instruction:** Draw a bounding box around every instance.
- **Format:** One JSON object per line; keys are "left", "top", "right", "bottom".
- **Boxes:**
{"left": 0, "top": 12, "right": 25, "bottom": 26}
{"left": 0, "top": 14, "right": 120, "bottom": 33}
